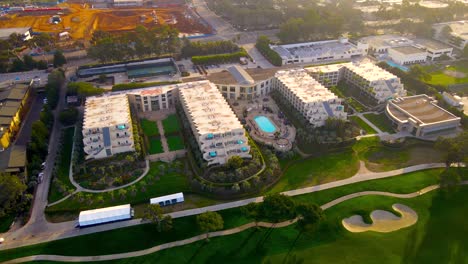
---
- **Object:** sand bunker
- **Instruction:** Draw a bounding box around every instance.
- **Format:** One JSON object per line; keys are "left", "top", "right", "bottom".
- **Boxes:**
{"left": 342, "top": 203, "right": 418, "bottom": 233}
{"left": 443, "top": 70, "right": 466, "bottom": 78}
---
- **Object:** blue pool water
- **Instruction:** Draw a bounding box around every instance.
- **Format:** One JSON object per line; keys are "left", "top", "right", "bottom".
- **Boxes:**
{"left": 386, "top": 61, "right": 409, "bottom": 72}
{"left": 254, "top": 116, "right": 276, "bottom": 133}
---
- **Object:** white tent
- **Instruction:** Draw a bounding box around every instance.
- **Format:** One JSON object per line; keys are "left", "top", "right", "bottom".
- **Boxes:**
{"left": 78, "top": 204, "right": 133, "bottom": 227}
{"left": 150, "top": 192, "right": 184, "bottom": 207}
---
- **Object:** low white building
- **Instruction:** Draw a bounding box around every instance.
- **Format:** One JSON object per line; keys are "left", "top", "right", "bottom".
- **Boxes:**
{"left": 82, "top": 94, "right": 135, "bottom": 159}
{"left": 113, "top": 0, "right": 143, "bottom": 7}
{"left": 433, "top": 20, "right": 468, "bottom": 50}
{"left": 273, "top": 69, "right": 347, "bottom": 127}
{"left": 179, "top": 81, "right": 251, "bottom": 166}
{"left": 270, "top": 38, "right": 368, "bottom": 65}
{"left": 442, "top": 92, "right": 464, "bottom": 109}
{"left": 78, "top": 204, "right": 133, "bottom": 227}
{"left": 388, "top": 46, "right": 427, "bottom": 65}
{"left": 361, "top": 35, "right": 414, "bottom": 54}
{"left": 0, "top": 27, "right": 32, "bottom": 41}
{"left": 307, "top": 62, "right": 407, "bottom": 103}
{"left": 150, "top": 192, "right": 184, "bottom": 206}
{"left": 207, "top": 66, "right": 276, "bottom": 100}
{"left": 386, "top": 94, "right": 461, "bottom": 137}
{"left": 414, "top": 39, "right": 453, "bottom": 60}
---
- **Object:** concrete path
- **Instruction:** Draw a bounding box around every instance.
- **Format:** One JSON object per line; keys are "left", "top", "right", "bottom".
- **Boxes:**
{"left": 156, "top": 120, "right": 169, "bottom": 153}
{"left": 7, "top": 182, "right": 466, "bottom": 264}
{"left": 355, "top": 113, "right": 383, "bottom": 135}
{"left": 0, "top": 163, "right": 447, "bottom": 251}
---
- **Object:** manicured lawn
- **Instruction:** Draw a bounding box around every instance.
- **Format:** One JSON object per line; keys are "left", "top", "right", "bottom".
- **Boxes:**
{"left": 48, "top": 127, "right": 76, "bottom": 203}
{"left": 269, "top": 150, "right": 360, "bottom": 193}
{"left": 363, "top": 113, "right": 394, "bottom": 133}
{"left": 140, "top": 119, "right": 159, "bottom": 137}
{"left": 162, "top": 114, "right": 181, "bottom": 135}
{"left": 148, "top": 137, "right": 164, "bottom": 154}
{"left": 423, "top": 62, "right": 468, "bottom": 87}
{"left": 45, "top": 162, "right": 190, "bottom": 215}
{"left": 0, "top": 214, "right": 15, "bottom": 233}
{"left": 167, "top": 135, "right": 185, "bottom": 151}
{"left": 6, "top": 169, "right": 467, "bottom": 263}
{"left": 346, "top": 97, "right": 367, "bottom": 112}
{"left": 349, "top": 116, "right": 377, "bottom": 134}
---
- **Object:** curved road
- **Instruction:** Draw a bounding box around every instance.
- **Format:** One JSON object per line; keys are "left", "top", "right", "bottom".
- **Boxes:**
{"left": 7, "top": 181, "right": 466, "bottom": 264}
{"left": 0, "top": 163, "right": 446, "bottom": 251}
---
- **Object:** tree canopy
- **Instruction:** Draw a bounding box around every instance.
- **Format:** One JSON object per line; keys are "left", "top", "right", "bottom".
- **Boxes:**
{"left": 142, "top": 204, "right": 173, "bottom": 232}
{"left": 0, "top": 173, "right": 27, "bottom": 217}
{"left": 196, "top": 211, "right": 224, "bottom": 239}
{"left": 261, "top": 194, "right": 297, "bottom": 222}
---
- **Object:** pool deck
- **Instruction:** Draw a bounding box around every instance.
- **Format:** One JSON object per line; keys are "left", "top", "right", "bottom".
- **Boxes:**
{"left": 229, "top": 96, "right": 296, "bottom": 152}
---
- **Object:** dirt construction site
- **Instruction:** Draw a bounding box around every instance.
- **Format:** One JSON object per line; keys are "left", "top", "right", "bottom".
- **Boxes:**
{"left": 0, "top": 3, "right": 212, "bottom": 40}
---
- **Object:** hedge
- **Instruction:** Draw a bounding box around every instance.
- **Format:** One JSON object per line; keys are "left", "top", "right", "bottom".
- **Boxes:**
{"left": 112, "top": 81, "right": 181, "bottom": 91}
{"left": 255, "top": 36, "right": 283, "bottom": 66}
{"left": 191, "top": 49, "right": 248, "bottom": 65}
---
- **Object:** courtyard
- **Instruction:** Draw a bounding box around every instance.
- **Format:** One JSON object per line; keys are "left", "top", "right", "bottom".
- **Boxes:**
{"left": 230, "top": 96, "right": 296, "bottom": 151}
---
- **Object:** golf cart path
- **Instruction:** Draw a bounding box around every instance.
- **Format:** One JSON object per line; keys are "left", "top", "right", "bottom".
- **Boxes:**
{"left": 6, "top": 181, "right": 467, "bottom": 264}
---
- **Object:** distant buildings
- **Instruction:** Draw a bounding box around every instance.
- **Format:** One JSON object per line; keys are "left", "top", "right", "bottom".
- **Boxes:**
{"left": 0, "top": 27, "right": 32, "bottom": 41}
{"left": 442, "top": 92, "right": 464, "bottom": 109}
{"left": 207, "top": 66, "right": 276, "bottom": 100}
{"left": 307, "top": 62, "right": 406, "bottom": 103}
{"left": 386, "top": 94, "right": 461, "bottom": 136}
{"left": 179, "top": 81, "right": 251, "bottom": 166}
{"left": 273, "top": 69, "right": 347, "bottom": 127}
{"left": 270, "top": 38, "right": 368, "bottom": 66}
{"left": 0, "top": 82, "right": 32, "bottom": 150}
{"left": 433, "top": 20, "right": 468, "bottom": 50}
{"left": 112, "top": 0, "right": 143, "bottom": 7}
{"left": 388, "top": 46, "right": 427, "bottom": 65}
{"left": 82, "top": 94, "right": 135, "bottom": 159}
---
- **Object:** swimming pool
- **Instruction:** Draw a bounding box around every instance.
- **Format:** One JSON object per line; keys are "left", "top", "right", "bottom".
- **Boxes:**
{"left": 386, "top": 61, "right": 409, "bottom": 72}
{"left": 254, "top": 116, "right": 276, "bottom": 133}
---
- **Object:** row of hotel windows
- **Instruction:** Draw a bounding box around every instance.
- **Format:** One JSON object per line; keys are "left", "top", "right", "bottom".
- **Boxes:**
{"left": 87, "top": 124, "right": 127, "bottom": 133}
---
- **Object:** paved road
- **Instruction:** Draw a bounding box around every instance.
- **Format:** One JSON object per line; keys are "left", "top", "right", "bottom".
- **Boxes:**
{"left": 0, "top": 162, "right": 446, "bottom": 251}
{"left": 7, "top": 181, "right": 464, "bottom": 264}
{"left": 15, "top": 94, "right": 44, "bottom": 145}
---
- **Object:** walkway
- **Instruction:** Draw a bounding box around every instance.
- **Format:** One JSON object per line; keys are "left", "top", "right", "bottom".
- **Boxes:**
{"left": 355, "top": 113, "right": 384, "bottom": 135}
{"left": 7, "top": 182, "right": 466, "bottom": 264}
{"left": 0, "top": 163, "right": 447, "bottom": 251}
{"left": 156, "top": 120, "right": 169, "bottom": 153}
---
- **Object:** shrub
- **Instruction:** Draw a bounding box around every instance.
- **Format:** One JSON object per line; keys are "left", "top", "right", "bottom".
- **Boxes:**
{"left": 191, "top": 49, "right": 248, "bottom": 65}
{"left": 112, "top": 81, "right": 181, "bottom": 91}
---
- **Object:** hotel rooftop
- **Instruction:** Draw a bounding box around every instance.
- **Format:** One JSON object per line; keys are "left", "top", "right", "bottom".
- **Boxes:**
{"left": 275, "top": 69, "right": 340, "bottom": 104}
{"left": 345, "top": 62, "right": 400, "bottom": 82}
{"left": 179, "top": 81, "right": 243, "bottom": 135}
{"left": 83, "top": 94, "right": 131, "bottom": 129}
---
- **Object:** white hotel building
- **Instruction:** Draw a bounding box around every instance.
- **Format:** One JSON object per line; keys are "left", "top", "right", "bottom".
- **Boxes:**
{"left": 307, "top": 62, "right": 407, "bottom": 103}
{"left": 179, "top": 81, "right": 251, "bottom": 166}
{"left": 83, "top": 94, "right": 135, "bottom": 159}
{"left": 273, "top": 69, "right": 347, "bottom": 127}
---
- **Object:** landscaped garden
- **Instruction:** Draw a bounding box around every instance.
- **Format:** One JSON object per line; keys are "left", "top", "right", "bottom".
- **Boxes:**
{"left": 3, "top": 168, "right": 466, "bottom": 263}
{"left": 422, "top": 62, "right": 468, "bottom": 87}
{"left": 349, "top": 116, "right": 377, "bottom": 134}
{"left": 140, "top": 119, "right": 159, "bottom": 137}
{"left": 148, "top": 138, "right": 164, "bottom": 154}
{"left": 48, "top": 127, "right": 76, "bottom": 203}
{"left": 162, "top": 114, "right": 181, "bottom": 135}
{"left": 46, "top": 161, "right": 191, "bottom": 218}
{"left": 363, "top": 113, "right": 394, "bottom": 133}
{"left": 166, "top": 135, "right": 185, "bottom": 151}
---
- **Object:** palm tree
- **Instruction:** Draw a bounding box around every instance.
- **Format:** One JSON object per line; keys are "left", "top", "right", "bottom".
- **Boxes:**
{"left": 129, "top": 185, "right": 137, "bottom": 196}
{"left": 140, "top": 180, "right": 147, "bottom": 192}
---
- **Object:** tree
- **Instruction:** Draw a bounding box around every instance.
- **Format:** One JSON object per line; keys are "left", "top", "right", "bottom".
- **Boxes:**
{"left": 295, "top": 203, "right": 325, "bottom": 233}
{"left": 196, "top": 211, "right": 224, "bottom": 240}
{"left": 0, "top": 173, "right": 27, "bottom": 217}
{"left": 58, "top": 108, "right": 79, "bottom": 126}
{"left": 142, "top": 204, "right": 173, "bottom": 232}
{"left": 439, "top": 169, "right": 461, "bottom": 193}
{"left": 435, "top": 132, "right": 468, "bottom": 167}
{"left": 463, "top": 45, "right": 468, "bottom": 59}
{"left": 260, "top": 194, "right": 296, "bottom": 222}
{"left": 53, "top": 50, "right": 66, "bottom": 67}
{"left": 409, "top": 65, "right": 432, "bottom": 82}
{"left": 227, "top": 156, "right": 244, "bottom": 169}
{"left": 67, "top": 82, "right": 104, "bottom": 99}
{"left": 241, "top": 202, "right": 261, "bottom": 227}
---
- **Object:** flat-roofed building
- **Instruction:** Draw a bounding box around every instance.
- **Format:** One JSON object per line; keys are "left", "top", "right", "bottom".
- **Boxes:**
{"left": 360, "top": 35, "right": 414, "bottom": 54}
{"left": 270, "top": 38, "right": 368, "bottom": 65}
{"left": 388, "top": 46, "right": 427, "bottom": 65}
{"left": 414, "top": 39, "right": 453, "bottom": 60}
{"left": 123, "top": 84, "right": 177, "bottom": 112}
{"left": 433, "top": 20, "right": 468, "bottom": 50}
{"left": 386, "top": 94, "right": 461, "bottom": 137}
{"left": 0, "top": 27, "right": 32, "bottom": 41}
{"left": 307, "top": 62, "right": 406, "bottom": 103}
{"left": 273, "top": 69, "right": 347, "bottom": 127}
{"left": 179, "top": 81, "right": 251, "bottom": 166}
{"left": 207, "top": 66, "right": 277, "bottom": 100}
{"left": 113, "top": 0, "right": 143, "bottom": 7}
{"left": 0, "top": 82, "right": 31, "bottom": 150}
{"left": 0, "top": 145, "right": 26, "bottom": 174}
{"left": 82, "top": 94, "right": 134, "bottom": 159}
